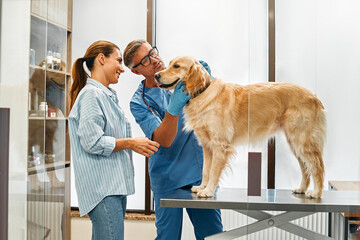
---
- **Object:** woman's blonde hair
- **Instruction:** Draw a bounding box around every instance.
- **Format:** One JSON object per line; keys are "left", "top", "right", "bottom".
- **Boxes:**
{"left": 69, "top": 40, "right": 119, "bottom": 109}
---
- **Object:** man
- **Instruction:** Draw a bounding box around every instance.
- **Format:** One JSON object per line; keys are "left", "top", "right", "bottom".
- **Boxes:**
{"left": 124, "top": 39, "right": 223, "bottom": 240}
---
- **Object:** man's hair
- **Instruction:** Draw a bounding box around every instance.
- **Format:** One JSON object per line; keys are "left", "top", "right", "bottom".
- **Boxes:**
{"left": 123, "top": 39, "right": 147, "bottom": 69}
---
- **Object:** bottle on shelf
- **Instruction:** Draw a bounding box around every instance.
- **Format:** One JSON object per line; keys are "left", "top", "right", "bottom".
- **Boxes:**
{"left": 56, "top": 52, "right": 62, "bottom": 71}
{"left": 29, "top": 90, "right": 39, "bottom": 117}
{"left": 28, "top": 145, "right": 42, "bottom": 167}
{"left": 39, "top": 101, "right": 48, "bottom": 117}
{"left": 47, "top": 50, "right": 53, "bottom": 69}
{"left": 48, "top": 108, "right": 56, "bottom": 118}
{"left": 29, "top": 48, "right": 36, "bottom": 65}
{"left": 52, "top": 51, "right": 58, "bottom": 70}
{"left": 34, "top": 90, "right": 38, "bottom": 111}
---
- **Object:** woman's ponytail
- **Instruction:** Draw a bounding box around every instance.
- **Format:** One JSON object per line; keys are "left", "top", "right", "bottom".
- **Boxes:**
{"left": 69, "top": 57, "right": 87, "bottom": 110}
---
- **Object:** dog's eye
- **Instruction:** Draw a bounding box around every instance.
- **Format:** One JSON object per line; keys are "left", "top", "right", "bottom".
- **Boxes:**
{"left": 173, "top": 64, "right": 180, "bottom": 69}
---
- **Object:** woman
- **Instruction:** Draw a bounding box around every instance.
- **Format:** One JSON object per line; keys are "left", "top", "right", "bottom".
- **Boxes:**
{"left": 68, "top": 40, "right": 159, "bottom": 240}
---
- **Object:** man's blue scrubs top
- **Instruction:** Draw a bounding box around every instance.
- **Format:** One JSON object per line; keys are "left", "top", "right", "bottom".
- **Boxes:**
{"left": 130, "top": 80, "right": 203, "bottom": 194}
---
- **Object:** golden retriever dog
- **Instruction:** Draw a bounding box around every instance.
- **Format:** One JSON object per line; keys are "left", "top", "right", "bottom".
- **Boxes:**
{"left": 155, "top": 56, "right": 326, "bottom": 199}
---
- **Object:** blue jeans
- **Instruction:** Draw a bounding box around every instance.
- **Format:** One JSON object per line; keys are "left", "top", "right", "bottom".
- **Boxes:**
{"left": 154, "top": 186, "right": 223, "bottom": 240}
{"left": 87, "top": 195, "right": 127, "bottom": 240}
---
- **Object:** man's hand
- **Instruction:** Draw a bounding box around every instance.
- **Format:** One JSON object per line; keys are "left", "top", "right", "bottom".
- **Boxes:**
{"left": 199, "top": 60, "right": 214, "bottom": 80}
{"left": 167, "top": 81, "right": 191, "bottom": 116}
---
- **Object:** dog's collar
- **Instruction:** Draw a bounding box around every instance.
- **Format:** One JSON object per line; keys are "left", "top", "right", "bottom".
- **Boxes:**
{"left": 192, "top": 81, "right": 211, "bottom": 99}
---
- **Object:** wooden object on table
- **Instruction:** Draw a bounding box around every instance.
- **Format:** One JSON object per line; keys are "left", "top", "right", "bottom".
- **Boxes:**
{"left": 329, "top": 181, "right": 360, "bottom": 219}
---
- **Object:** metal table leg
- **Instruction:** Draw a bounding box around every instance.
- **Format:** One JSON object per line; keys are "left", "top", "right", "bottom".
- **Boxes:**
{"left": 206, "top": 210, "right": 335, "bottom": 240}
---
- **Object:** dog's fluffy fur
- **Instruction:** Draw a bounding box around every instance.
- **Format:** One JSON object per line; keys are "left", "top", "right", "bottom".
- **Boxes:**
{"left": 155, "top": 56, "right": 326, "bottom": 198}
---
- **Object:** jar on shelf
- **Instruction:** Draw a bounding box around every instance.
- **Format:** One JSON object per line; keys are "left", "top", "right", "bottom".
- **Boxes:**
{"left": 47, "top": 51, "right": 53, "bottom": 69}
{"left": 39, "top": 101, "right": 48, "bottom": 117}
{"left": 48, "top": 108, "right": 56, "bottom": 118}
{"left": 56, "top": 52, "right": 62, "bottom": 71}
{"left": 28, "top": 145, "right": 42, "bottom": 167}
{"left": 29, "top": 48, "right": 36, "bottom": 65}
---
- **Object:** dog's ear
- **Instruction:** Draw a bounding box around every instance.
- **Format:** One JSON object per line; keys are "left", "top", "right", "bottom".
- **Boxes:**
{"left": 185, "top": 62, "right": 211, "bottom": 95}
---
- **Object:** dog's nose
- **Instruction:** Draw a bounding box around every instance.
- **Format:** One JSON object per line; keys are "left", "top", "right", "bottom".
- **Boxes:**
{"left": 155, "top": 73, "right": 161, "bottom": 81}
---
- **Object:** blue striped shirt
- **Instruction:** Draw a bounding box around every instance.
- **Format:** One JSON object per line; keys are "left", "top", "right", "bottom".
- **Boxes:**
{"left": 68, "top": 78, "right": 135, "bottom": 216}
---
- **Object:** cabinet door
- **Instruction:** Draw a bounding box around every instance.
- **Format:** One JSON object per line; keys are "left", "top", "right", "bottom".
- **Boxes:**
{"left": 28, "top": 0, "right": 69, "bottom": 239}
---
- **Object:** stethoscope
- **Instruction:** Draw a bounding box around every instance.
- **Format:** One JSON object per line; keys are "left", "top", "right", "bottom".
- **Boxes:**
{"left": 142, "top": 80, "right": 164, "bottom": 123}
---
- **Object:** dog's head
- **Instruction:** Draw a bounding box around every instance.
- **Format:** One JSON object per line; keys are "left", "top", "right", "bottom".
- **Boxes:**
{"left": 154, "top": 56, "right": 211, "bottom": 97}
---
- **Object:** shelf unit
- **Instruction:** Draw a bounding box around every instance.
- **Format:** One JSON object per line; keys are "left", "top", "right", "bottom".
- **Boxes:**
{"left": 27, "top": 0, "right": 73, "bottom": 239}
{"left": 28, "top": 161, "right": 71, "bottom": 176}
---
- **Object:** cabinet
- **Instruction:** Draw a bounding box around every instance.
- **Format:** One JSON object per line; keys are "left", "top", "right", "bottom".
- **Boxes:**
{"left": 27, "top": 0, "right": 72, "bottom": 239}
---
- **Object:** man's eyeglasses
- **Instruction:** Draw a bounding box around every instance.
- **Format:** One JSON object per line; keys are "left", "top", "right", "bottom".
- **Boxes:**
{"left": 132, "top": 47, "right": 159, "bottom": 69}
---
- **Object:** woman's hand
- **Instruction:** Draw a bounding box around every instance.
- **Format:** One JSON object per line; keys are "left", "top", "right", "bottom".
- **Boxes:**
{"left": 129, "top": 137, "right": 160, "bottom": 158}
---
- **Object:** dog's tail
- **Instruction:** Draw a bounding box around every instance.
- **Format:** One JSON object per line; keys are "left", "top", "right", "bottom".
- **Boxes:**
{"left": 313, "top": 97, "right": 327, "bottom": 153}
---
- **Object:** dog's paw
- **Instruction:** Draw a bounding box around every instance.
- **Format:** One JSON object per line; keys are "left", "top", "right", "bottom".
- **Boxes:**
{"left": 305, "top": 190, "right": 321, "bottom": 199}
{"left": 292, "top": 188, "right": 306, "bottom": 194}
{"left": 191, "top": 185, "right": 205, "bottom": 193}
{"left": 197, "top": 189, "right": 214, "bottom": 198}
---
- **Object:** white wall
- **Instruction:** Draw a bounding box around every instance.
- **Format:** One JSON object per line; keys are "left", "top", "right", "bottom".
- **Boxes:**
{"left": 156, "top": 0, "right": 360, "bottom": 195}
{"left": 156, "top": 0, "right": 268, "bottom": 191}
{"left": 71, "top": 0, "right": 148, "bottom": 210}
{"left": 275, "top": 0, "right": 360, "bottom": 190}
{"left": 0, "top": 0, "right": 31, "bottom": 239}
{"left": 156, "top": 1, "right": 360, "bottom": 239}
{"left": 156, "top": 1, "right": 268, "bottom": 239}
{"left": 156, "top": 0, "right": 269, "bottom": 191}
